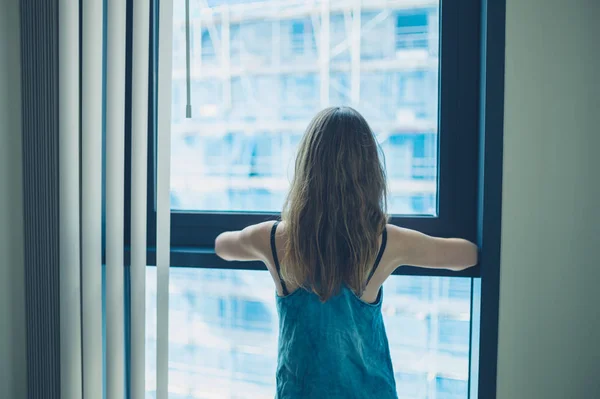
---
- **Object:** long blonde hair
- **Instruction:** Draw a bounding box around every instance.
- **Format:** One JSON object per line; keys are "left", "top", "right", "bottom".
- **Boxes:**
{"left": 281, "top": 107, "right": 388, "bottom": 301}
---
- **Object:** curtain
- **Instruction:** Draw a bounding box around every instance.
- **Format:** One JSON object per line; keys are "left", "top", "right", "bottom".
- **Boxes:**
{"left": 22, "top": 0, "right": 172, "bottom": 398}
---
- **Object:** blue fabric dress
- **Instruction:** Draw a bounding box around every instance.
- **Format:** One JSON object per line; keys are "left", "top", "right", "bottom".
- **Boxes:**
{"left": 270, "top": 222, "right": 398, "bottom": 399}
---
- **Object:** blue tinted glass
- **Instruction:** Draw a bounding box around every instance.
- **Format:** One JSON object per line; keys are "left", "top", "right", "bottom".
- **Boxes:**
{"left": 145, "top": 269, "right": 474, "bottom": 398}
{"left": 439, "top": 318, "right": 471, "bottom": 349}
{"left": 170, "top": 0, "right": 440, "bottom": 215}
{"left": 397, "top": 13, "right": 428, "bottom": 29}
{"left": 291, "top": 21, "right": 304, "bottom": 36}
{"left": 436, "top": 377, "right": 469, "bottom": 399}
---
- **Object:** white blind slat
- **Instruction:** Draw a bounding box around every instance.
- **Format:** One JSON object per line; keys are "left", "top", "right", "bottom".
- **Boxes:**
{"left": 81, "top": 0, "right": 104, "bottom": 397}
{"left": 157, "top": 0, "right": 174, "bottom": 397}
{"left": 58, "top": 0, "right": 82, "bottom": 397}
{"left": 106, "top": 0, "right": 127, "bottom": 397}
{"left": 131, "top": 0, "right": 151, "bottom": 397}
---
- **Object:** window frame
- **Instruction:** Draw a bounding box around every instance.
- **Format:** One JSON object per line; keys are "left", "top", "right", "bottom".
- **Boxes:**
{"left": 126, "top": 0, "right": 505, "bottom": 396}
{"left": 144, "top": 0, "right": 482, "bottom": 277}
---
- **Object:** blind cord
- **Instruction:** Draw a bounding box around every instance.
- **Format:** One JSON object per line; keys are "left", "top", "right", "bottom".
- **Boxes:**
{"left": 185, "top": 0, "right": 192, "bottom": 118}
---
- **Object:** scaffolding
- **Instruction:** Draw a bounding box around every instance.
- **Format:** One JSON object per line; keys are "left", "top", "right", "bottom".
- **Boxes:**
{"left": 168, "top": 0, "right": 439, "bottom": 212}
{"left": 171, "top": 0, "right": 439, "bottom": 129}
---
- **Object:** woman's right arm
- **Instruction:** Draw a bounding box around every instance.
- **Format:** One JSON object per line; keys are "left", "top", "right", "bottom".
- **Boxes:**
{"left": 386, "top": 224, "right": 478, "bottom": 271}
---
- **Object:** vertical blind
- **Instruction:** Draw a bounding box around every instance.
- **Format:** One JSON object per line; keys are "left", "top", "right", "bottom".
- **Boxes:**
{"left": 80, "top": 0, "right": 104, "bottom": 396}
{"left": 156, "top": 0, "right": 174, "bottom": 397}
{"left": 130, "top": 0, "right": 151, "bottom": 397}
{"left": 105, "top": 0, "right": 127, "bottom": 397}
{"left": 56, "top": 0, "right": 172, "bottom": 397}
{"left": 58, "top": 0, "right": 82, "bottom": 397}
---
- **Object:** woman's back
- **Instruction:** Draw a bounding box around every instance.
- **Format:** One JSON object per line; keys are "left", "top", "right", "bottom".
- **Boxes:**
{"left": 276, "top": 287, "right": 396, "bottom": 398}
{"left": 215, "top": 107, "right": 478, "bottom": 398}
{"left": 271, "top": 222, "right": 397, "bottom": 399}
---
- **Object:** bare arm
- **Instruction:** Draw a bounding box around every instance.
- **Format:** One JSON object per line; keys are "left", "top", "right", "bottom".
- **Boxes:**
{"left": 214, "top": 221, "right": 272, "bottom": 262}
{"left": 386, "top": 224, "right": 478, "bottom": 271}
{"left": 216, "top": 221, "right": 290, "bottom": 296}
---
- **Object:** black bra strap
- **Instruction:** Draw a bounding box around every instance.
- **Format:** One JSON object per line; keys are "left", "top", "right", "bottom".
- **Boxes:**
{"left": 270, "top": 221, "right": 289, "bottom": 296}
{"left": 367, "top": 227, "right": 387, "bottom": 285}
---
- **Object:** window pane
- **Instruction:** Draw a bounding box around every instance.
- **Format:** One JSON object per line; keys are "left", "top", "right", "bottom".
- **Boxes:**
{"left": 169, "top": 0, "right": 439, "bottom": 215}
{"left": 145, "top": 268, "right": 473, "bottom": 398}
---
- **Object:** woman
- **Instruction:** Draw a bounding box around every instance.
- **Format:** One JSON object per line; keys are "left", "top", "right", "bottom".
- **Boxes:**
{"left": 215, "top": 106, "right": 478, "bottom": 398}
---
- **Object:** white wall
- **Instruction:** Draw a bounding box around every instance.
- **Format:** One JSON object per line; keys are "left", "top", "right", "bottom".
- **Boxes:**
{"left": 498, "top": 0, "right": 600, "bottom": 398}
{"left": 0, "top": 0, "right": 27, "bottom": 397}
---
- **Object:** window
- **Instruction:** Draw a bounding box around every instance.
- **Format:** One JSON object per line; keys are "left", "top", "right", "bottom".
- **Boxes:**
{"left": 161, "top": 0, "right": 479, "bottom": 252}
{"left": 290, "top": 21, "right": 305, "bottom": 54}
{"left": 145, "top": 269, "right": 474, "bottom": 398}
{"left": 436, "top": 377, "right": 469, "bottom": 399}
{"left": 288, "top": 20, "right": 317, "bottom": 57}
{"left": 396, "top": 11, "right": 430, "bottom": 50}
{"left": 141, "top": 0, "right": 500, "bottom": 397}
{"left": 200, "top": 29, "right": 217, "bottom": 61}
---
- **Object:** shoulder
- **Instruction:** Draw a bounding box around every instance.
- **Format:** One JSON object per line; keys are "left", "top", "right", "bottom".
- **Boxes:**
{"left": 379, "top": 223, "right": 422, "bottom": 272}
{"left": 215, "top": 221, "right": 280, "bottom": 262}
{"left": 242, "top": 220, "right": 277, "bottom": 237}
{"left": 241, "top": 219, "right": 276, "bottom": 244}
{"left": 241, "top": 220, "right": 283, "bottom": 258}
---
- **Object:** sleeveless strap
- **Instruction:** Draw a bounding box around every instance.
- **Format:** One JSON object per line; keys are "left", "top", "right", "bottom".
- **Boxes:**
{"left": 270, "top": 221, "right": 289, "bottom": 296}
{"left": 366, "top": 227, "right": 387, "bottom": 285}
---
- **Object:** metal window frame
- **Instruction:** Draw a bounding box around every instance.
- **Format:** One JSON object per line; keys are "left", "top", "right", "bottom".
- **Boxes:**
{"left": 143, "top": 0, "right": 482, "bottom": 276}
